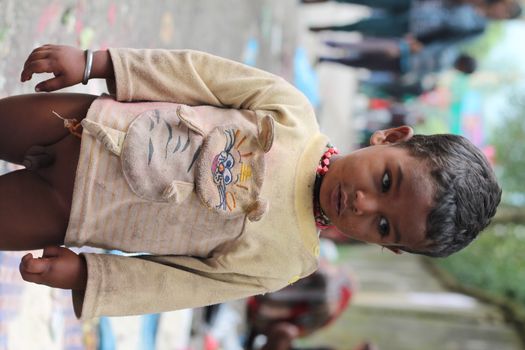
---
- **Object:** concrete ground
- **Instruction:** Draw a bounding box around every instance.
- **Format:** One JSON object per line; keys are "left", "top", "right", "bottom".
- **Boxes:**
{"left": 302, "top": 245, "right": 523, "bottom": 350}
{"left": 0, "top": 1, "right": 523, "bottom": 349}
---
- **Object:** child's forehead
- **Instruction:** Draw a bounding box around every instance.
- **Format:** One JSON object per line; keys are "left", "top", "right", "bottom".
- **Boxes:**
{"left": 399, "top": 164, "right": 436, "bottom": 246}
{"left": 404, "top": 157, "right": 435, "bottom": 196}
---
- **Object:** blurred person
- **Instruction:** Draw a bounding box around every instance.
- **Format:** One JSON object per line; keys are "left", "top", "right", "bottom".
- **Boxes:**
{"left": 0, "top": 44, "right": 500, "bottom": 320}
{"left": 343, "top": 39, "right": 476, "bottom": 101}
{"left": 356, "top": 52, "right": 476, "bottom": 101}
{"left": 245, "top": 261, "right": 367, "bottom": 350}
{"left": 260, "top": 322, "right": 377, "bottom": 350}
{"left": 307, "top": 0, "right": 521, "bottom": 45}
{"left": 317, "top": 37, "right": 477, "bottom": 81}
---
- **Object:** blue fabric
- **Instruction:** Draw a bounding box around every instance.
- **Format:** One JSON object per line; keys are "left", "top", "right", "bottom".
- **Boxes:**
{"left": 293, "top": 47, "right": 320, "bottom": 108}
{"left": 99, "top": 250, "right": 160, "bottom": 350}
{"left": 140, "top": 314, "right": 161, "bottom": 350}
{"left": 98, "top": 317, "right": 116, "bottom": 350}
{"left": 98, "top": 314, "right": 160, "bottom": 350}
{"left": 330, "top": 0, "right": 486, "bottom": 44}
{"left": 410, "top": 1, "right": 487, "bottom": 41}
{"left": 398, "top": 39, "right": 411, "bottom": 74}
{"left": 335, "top": 0, "right": 410, "bottom": 11}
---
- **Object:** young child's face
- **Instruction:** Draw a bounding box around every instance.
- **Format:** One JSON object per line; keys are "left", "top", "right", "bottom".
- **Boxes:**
{"left": 319, "top": 126, "right": 435, "bottom": 253}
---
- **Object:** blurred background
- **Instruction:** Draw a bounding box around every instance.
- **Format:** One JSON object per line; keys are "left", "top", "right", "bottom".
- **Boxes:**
{"left": 0, "top": 0, "right": 525, "bottom": 349}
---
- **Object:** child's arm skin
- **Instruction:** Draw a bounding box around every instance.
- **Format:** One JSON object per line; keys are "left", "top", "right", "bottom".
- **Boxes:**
{"left": 18, "top": 45, "right": 115, "bottom": 291}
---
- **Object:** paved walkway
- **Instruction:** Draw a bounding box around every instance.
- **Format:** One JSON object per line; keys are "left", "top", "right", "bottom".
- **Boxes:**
{"left": 303, "top": 245, "right": 523, "bottom": 350}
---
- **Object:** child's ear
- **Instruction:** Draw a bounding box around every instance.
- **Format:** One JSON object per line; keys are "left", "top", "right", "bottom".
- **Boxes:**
{"left": 370, "top": 125, "right": 414, "bottom": 145}
{"left": 383, "top": 246, "right": 403, "bottom": 255}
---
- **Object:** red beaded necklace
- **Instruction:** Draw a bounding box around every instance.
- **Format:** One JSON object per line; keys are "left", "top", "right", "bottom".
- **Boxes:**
{"left": 313, "top": 144, "right": 338, "bottom": 229}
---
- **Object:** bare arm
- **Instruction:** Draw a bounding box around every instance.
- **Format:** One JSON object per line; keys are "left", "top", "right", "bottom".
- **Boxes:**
{"left": 20, "top": 45, "right": 316, "bottom": 130}
{"left": 20, "top": 44, "right": 114, "bottom": 91}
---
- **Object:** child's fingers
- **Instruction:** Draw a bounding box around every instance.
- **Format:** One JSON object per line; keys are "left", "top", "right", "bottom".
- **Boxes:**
{"left": 19, "top": 253, "right": 51, "bottom": 275}
{"left": 35, "top": 76, "right": 67, "bottom": 92}
{"left": 19, "top": 253, "right": 60, "bottom": 287}
{"left": 21, "top": 48, "right": 52, "bottom": 80}
{"left": 19, "top": 248, "right": 85, "bottom": 290}
{"left": 25, "top": 45, "right": 56, "bottom": 63}
{"left": 23, "top": 50, "right": 50, "bottom": 69}
{"left": 21, "top": 53, "right": 50, "bottom": 79}
{"left": 28, "top": 44, "right": 53, "bottom": 56}
{"left": 20, "top": 252, "right": 33, "bottom": 267}
{"left": 42, "top": 246, "right": 64, "bottom": 258}
{"left": 21, "top": 59, "right": 55, "bottom": 82}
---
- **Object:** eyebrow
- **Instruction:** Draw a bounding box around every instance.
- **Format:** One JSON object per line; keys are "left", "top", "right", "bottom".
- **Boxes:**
{"left": 392, "top": 163, "right": 403, "bottom": 243}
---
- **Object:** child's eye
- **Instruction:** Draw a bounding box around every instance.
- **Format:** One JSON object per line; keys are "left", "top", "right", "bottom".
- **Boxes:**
{"left": 381, "top": 171, "right": 391, "bottom": 193}
{"left": 378, "top": 217, "right": 390, "bottom": 237}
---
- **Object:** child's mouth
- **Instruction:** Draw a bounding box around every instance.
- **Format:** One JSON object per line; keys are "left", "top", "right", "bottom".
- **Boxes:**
{"left": 337, "top": 184, "right": 341, "bottom": 216}
{"left": 338, "top": 184, "right": 347, "bottom": 216}
{"left": 333, "top": 183, "right": 347, "bottom": 217}
{"left": 331, "top": 184, "right": 340, "bottom": 217}
{"left": 331, "top": 183, "right": 346, "bottom": 217}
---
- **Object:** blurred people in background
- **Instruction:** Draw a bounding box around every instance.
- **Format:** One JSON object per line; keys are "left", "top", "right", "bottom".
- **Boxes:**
{"left": 317, "top": 37, "right": 476, "bottom": 75}
{"left": 259, "top": 322, "right": 377, "bottom": 350}
{"left": 305, "top": 0, "right": 513, "bottom": 103}
{"left": 307, "top": 0, "right": 520, "bottom": 89}
{"left": 307, "top": 0, "right": 521, "bottom": 43}
{"left": 317, "top": 37, "right": 477, "bottom": 100}
{"left": 244, "top": 260, "right": 361, "bottom": 350}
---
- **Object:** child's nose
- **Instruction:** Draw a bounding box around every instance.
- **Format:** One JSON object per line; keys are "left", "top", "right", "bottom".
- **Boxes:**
{"left": 352, "top": 190, "right": 378, "bottom": 215}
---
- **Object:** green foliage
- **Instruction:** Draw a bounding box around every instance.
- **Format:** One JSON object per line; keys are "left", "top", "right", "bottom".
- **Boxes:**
{"left": 462, "top": 22, "right": 505, "bottom": 60}
{"left": 491, "top": 94, "right": 525, "bottom": 195}
{"left": 437, "top": 224, "right": 525, "bottom": 306}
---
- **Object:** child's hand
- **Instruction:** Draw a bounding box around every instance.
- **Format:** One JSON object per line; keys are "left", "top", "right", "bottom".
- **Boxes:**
{"left": 19, "top": 246, "right": 87, "bottom": 290}
{"left": 20, "top": 44, "right": 85, "bottom": 92}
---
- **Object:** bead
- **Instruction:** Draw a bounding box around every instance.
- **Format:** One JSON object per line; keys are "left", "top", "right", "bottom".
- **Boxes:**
{"left": 288, "top": 275, "right": 300, "bottom": 284}
{"left": 313, "top": 245, "right": 320, "bottom": 257}
{"left": 315, "top": 144, "right": 340, "bottom": 229}
{"left": 316, "top": 144, "right": 339, "bottom": 177}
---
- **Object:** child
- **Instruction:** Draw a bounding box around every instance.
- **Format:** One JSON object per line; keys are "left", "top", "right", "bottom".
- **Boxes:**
{"left": 1, "top": 44, "right": 500, "bottom": 319}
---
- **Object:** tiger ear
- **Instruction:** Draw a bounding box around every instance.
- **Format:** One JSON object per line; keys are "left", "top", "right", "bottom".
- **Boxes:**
{"left": 257, "top": 115, "right": 274, "bottom": 153}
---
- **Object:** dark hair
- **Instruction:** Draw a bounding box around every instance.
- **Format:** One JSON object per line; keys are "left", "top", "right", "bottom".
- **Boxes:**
{"left": 453, "top": 54, "right": 477, "bottom": 75}
{"left": 508, "top": 2, "right": 522, "bottom": 19}
{"left": 488, "top": 0, "right": 523, "bottom": 19}
{"left": 394, "top": 134, "right": 502, "bottom": 258}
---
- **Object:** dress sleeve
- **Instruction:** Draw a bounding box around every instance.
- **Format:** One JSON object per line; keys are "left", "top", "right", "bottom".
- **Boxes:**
{"left": 106, "top": 48, "right": 315, "bottom": 127}
{"left": 73, "top": 252, "right": 283, "bottom": 319}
